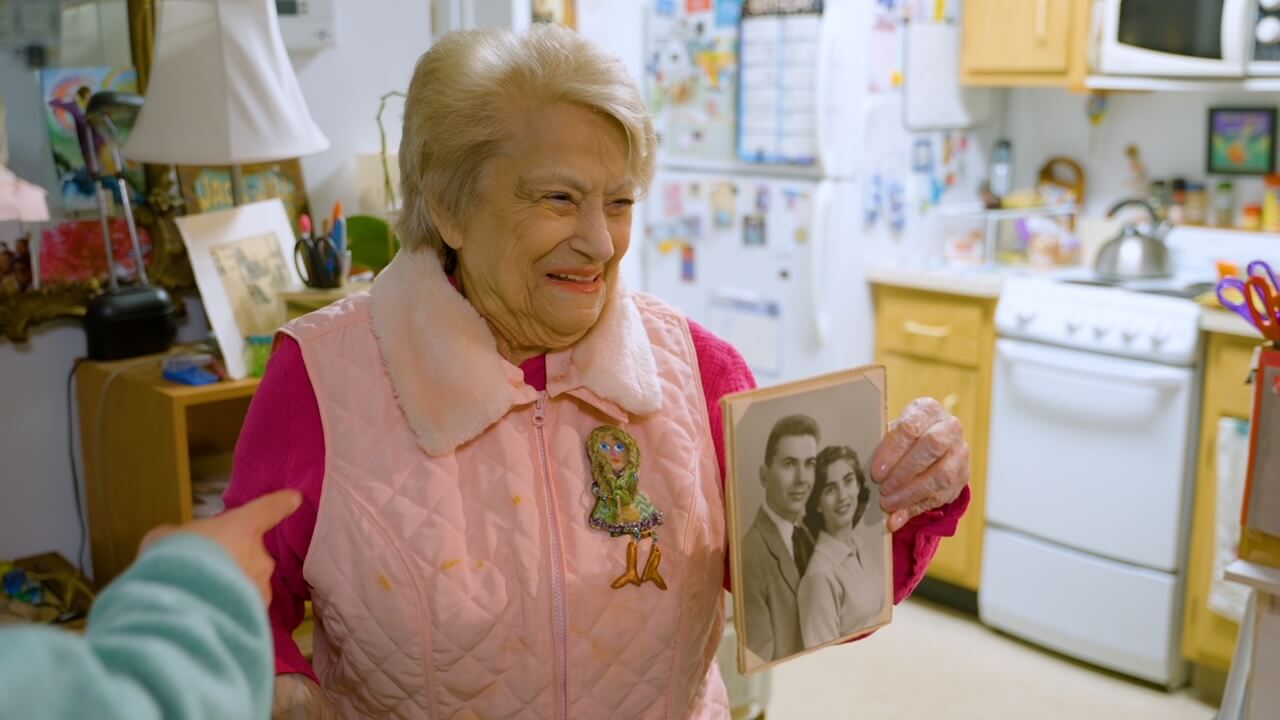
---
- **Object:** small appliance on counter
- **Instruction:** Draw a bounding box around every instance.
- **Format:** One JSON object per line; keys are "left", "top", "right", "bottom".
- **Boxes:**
{"left": 1093, "top": 198, "right": 1173, "bottom": 281}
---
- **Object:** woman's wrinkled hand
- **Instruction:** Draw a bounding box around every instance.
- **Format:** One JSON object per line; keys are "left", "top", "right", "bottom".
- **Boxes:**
{"left": 273, "top": 674, "right": 338, "bottom": 719}
{"left": 870, "top": 398, "right": 970, "bottom": 532}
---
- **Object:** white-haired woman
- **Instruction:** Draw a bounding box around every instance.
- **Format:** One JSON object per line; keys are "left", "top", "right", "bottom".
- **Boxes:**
{"left": 225, "top": 24, "right": 971, "bottom": 718}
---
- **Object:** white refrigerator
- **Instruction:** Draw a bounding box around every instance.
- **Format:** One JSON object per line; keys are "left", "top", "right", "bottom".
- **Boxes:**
{"left": 642, "top": 0, "right": 881, "bottom": 386}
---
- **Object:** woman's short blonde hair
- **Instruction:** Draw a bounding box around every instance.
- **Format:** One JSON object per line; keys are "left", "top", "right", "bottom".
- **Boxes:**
{"left": 396, "top": 24, "right": 657, "bottom": 258}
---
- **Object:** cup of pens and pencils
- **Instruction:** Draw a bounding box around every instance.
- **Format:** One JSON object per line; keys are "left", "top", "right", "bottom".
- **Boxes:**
{"left": 294, "top": 202, "right": 352, "bottom": 289}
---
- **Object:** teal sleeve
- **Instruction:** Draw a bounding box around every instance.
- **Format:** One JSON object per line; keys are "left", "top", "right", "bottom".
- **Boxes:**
{"left": 0, "top": 533, "right": 273, "bottom": 719}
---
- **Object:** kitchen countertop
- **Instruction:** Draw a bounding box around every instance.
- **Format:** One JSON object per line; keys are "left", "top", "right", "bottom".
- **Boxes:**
{"left": 865, "top": 265, "right": 1007, "bottom": 299}
{"left": 1200, "top": 308, "right": 1264, "bottom": 339}
{"left": 867, "top": 266, "right": 1265, "bottom": 339}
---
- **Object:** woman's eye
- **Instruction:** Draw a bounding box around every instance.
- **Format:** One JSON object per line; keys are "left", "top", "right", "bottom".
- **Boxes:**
{"left": 547, "top": 193, "right": 574, "bottom": 204}
{"left": 611, "top": 198, "right": 635, "bottom": 208}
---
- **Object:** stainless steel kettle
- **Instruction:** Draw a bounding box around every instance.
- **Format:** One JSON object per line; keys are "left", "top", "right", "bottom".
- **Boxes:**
{"left": 1093, "top": 198, "right": 1172, "bottom": 281}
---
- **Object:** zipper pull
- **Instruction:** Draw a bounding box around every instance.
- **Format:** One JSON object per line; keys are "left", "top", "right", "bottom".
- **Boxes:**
{"left": 533, "top": 391, "right": 547, "bottom": 428}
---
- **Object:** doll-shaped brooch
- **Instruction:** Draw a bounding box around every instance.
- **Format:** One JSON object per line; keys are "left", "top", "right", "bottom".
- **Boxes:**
{"left": 586, "top": 426, "right": 666, "bottom": 590}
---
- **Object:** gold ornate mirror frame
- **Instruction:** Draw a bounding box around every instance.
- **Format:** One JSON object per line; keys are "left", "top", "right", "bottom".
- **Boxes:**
{"left": 0, "top": 0, "right": 193, "bottom": 342}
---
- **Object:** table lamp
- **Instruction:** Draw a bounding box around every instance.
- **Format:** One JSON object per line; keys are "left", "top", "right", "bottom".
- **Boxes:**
{"left": 123, "top": 0, "right": 329, "bottom": 204}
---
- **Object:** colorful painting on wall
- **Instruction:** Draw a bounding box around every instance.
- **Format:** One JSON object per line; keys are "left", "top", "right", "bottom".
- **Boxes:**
{"left": 176, "top": 160, "right": 311, "bottom": 236}
{"left": 40, "top": 66, "right": 145, "bottom": 213}
{"left": 1208, "top": 107, "right": 1277, "bottom": 175}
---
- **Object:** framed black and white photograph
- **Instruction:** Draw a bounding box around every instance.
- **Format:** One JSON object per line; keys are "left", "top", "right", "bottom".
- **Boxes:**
{"left": 724, "top": 365, "right": 891, "bottom": 674}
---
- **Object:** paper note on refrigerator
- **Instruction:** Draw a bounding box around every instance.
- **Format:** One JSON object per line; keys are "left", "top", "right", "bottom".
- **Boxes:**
{"left": 709, "top": 289, "right": 781, "bottom": 377}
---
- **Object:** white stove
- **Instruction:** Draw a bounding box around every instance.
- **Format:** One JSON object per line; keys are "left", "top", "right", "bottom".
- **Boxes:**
{"left": 980, "top": 273, "right": 1207, "bottom": 688}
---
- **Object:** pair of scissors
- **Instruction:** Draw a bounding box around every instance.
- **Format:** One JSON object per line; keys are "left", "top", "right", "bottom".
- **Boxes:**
{"left": 294, "top": 234, "right": 341, "bottom": 288}
{"left": 1218, "top": 274, "right": 1280, "bottom": 342}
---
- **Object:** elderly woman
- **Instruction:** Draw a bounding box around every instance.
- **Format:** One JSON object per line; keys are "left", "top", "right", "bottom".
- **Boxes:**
{"left": 798, "top": 446, "right": 885, "bottom": 649}
{"left": 225, "top": 24, "right": 971, "bottom": 719}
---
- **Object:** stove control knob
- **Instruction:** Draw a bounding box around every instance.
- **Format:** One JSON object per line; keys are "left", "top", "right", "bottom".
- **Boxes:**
{"left": 1092, "top": 325, "right": 1110, "bottom": 339}
{"left": 1121, "top": 328, "right": 1138, "bottom": 344}
{"left": 1065, "top": 319, "right": 1081, "bottom": 335}
{"left": 1151, "top": 333, "right": 1170, "bottom": 349}
{"left": 1259, "top": 16, "right": 1280, "bottom": 45}
{"left": 1016, "top": 310, "right": 1036, "bottom": 327}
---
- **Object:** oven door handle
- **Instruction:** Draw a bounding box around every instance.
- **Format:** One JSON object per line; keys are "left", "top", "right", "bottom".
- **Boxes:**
{"left": 997, "top": 342, "right": 1186, "bottom": 389}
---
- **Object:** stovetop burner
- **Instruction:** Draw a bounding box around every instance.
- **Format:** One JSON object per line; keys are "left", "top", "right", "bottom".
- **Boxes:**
{"left": 1060, "top": 278, "right": 1215, "bottom": 299}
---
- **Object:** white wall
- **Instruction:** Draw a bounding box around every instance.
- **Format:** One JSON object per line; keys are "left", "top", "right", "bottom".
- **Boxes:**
{"left": 289, "top": 0, "right": 433, "bottom": 227}
{"left": 1003, "top": 88, "right": 1268, "bottom": 218}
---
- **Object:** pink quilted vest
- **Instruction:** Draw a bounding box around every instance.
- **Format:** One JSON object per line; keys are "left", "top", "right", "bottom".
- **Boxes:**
{"left": 283, "top": 250, "right": 730, "bottom": 719}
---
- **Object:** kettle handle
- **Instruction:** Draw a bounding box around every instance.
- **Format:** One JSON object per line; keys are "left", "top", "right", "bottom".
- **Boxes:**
{"left": 1105, "top": 198, "right": 1159, "bottom": 226}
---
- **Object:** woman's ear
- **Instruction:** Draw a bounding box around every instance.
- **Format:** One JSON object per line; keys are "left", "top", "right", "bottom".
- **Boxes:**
{"left": 428, "top": 199, "right": 464, "bottom": 250}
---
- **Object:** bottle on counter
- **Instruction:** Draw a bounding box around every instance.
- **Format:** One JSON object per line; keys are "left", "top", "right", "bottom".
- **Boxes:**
{"left": 1149, "top": 179, "right": 1169, "bottom": 221}
{"left": 1215, "top": 180, "right": 1236, "bottom": 227}
{"left": 1169, "top": 177, "right": 1187, "bottom": 224}
{"left": 1265, "top": 174, "right": 1280, "bottom": 233}
{"left": 990, "top": 140, "right": 1013, "bottom": 199}
{"left": 1185, "top": 181, "right": 1208, "bottom": 225}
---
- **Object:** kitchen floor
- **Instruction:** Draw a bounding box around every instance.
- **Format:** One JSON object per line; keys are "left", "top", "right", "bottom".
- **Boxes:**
{"left": 766, "top": 599, "right": 1219, "bottom": 719}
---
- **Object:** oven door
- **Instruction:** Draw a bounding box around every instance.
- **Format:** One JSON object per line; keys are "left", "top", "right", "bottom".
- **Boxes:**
{"left": 1098, "top": 0, "right": 1249, "bottom": 76}
{"left": 985, "top": 339, "right": 1195, "bottom": 573}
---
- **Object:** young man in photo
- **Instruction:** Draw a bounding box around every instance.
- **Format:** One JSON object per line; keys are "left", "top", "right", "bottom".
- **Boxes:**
{"left": 740, "top": 414, "right": 820, "bottom": 661}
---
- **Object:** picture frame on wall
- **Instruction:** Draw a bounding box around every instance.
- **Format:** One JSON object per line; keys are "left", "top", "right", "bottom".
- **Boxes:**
{"left": 1207, "top": 107, "right": 1277, "bottom": 175}
{"left": 723, "top": 365, "right": 892, "bottom": 675}
{"left": 174, "top": 199, "right": 302, "bottom": 380}
{"left": 176, "top": 159, "right": 311, "bottom": 235}
{"left": 532, "top": 0, "right": 576, "bottom": 28}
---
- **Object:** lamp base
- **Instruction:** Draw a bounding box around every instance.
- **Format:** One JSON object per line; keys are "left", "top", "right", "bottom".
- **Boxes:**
{"left": 84, "top": 285, "right": 177, "bottom": 361}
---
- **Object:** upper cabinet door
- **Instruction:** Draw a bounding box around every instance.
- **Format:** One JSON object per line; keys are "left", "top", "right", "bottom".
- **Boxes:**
{"left": 962, "top": 0, "right": 1073, "bottom": 74}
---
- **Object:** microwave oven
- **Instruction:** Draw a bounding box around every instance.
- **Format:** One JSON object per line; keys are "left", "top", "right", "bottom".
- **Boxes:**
{"left": 1094, "top": 0, "right": 1280, "bottom": 77}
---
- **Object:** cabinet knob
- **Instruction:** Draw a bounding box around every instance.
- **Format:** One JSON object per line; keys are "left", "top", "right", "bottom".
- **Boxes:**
{"left": 1259, "top": 16, "right": 1280, "bottom": 46}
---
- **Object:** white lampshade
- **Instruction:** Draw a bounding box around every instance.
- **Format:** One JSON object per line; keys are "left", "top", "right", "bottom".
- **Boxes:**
{"left": 124, "top": 0, "right": 329, "bottom": 165}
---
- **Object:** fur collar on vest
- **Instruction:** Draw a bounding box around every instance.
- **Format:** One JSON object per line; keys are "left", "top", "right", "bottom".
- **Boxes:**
{"left": 369, "top": 249, "right": 662, "bottom": 456}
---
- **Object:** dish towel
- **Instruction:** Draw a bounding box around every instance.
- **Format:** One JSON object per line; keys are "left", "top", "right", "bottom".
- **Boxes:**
{"left": 1211, "top": 417, "right": 1251, "bottom": 623}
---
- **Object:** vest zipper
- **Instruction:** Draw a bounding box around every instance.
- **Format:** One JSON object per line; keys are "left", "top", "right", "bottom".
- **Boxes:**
{"left": 533, "top": 392, "right": 569, "bottom": 720}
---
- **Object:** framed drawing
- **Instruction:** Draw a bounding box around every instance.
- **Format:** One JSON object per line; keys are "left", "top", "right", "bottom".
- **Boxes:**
{"left": 174, "top": 199, "right": 302, "bottom": 380}
{"left": 532, "top": 0, "right": 576, "bottom": 28}
{"left": 1207, "top": 107, "right": 1277, "bottom": 175}
{"left": 723, "top": 365, "right": 891, "bottom": 674}
{"left": 176, "top": 159, "right": 311, "bottom": 235}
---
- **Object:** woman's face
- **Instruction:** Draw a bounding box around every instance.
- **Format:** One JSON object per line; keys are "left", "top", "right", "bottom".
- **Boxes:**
{"left": 441, "top": 101, "right": 636, "bottom": 359}
{"left": 818, "top": 459, "right": 859, "bottom": 533}
{"left": 598, "top": 433, "right": 629, "bottom": 472}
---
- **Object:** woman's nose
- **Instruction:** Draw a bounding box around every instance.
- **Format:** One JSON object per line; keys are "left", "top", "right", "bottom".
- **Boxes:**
{"left": 572, "top": 203, "right": 615, "bottom": 263}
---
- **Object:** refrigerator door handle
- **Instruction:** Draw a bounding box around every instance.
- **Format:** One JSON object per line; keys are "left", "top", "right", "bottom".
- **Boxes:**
{"left": 811, "top": 180, "right": 833, "bottom": 346}
{"left": 814, "top": 1, "right": 834, "bottom": 173}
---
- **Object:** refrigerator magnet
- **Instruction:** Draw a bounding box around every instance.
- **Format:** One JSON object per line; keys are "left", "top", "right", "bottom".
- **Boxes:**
{"left": 680, "top": 243, "right": 696, "bottom": 283}
{"left": 663, "top": 182, "right": 684, "bottom": 218}
{"left": 743, "top": 214, "right": 766, "bottom": 247}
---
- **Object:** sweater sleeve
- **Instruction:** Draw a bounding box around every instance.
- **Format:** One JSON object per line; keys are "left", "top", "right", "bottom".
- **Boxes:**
{"left": 0, "top": 534, "right": 273, "bottom": 720}
{"left": 222, "top": 335, "right": 324, "bottom": 681}
{"left": 688, "top": 319, "right": 970, "bottom": 602}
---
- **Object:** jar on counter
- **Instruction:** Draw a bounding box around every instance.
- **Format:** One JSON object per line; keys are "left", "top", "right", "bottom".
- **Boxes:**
{"left": 1265, "top": 174, "right": 1280, "bottom": 233}
{"left": 1243, "top": 204, "right": 1263, "bottom": 231}
{"left": 1215, "top": 181, "right": 1236, "bottom": 227}
{"left": 1184, "top": 182, "right": 1208, "bottom": 225}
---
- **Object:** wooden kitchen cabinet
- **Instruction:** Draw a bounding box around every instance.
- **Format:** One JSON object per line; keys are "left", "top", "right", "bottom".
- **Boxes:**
{"left": 873, "top": 284, "right": 998, "bottom": 590}
{"left": 961, "top": 0, "right": 1091, "bottom": 88}
{"left": 1182, "top": 331, "right": 1257, "bottom": 671}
